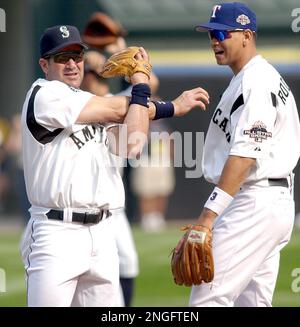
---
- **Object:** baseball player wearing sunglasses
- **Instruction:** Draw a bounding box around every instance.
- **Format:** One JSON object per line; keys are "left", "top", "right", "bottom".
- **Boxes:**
{"left": 181, "top": 2, "right": 300, "bottom": 307}
{"left": 20, "top": 24, "right": 209, "bottom": 307}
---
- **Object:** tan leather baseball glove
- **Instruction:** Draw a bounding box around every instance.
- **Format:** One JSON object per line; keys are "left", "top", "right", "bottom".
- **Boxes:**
{"left": 100, "top": 46, "right": 152, "bottom": 79}
{"left": 171, "top": 224, "right": 214, "bottom": 286}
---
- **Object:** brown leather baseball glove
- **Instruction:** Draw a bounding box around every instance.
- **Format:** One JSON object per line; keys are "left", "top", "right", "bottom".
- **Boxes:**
{"left": 171, "top": 224, "right": 214, "bottom": 286}
{"left": 100, "top": 46, "right": 152, "bottom": 79}
{"left": 82, "top": 12, "right": 127, "bottom": 49}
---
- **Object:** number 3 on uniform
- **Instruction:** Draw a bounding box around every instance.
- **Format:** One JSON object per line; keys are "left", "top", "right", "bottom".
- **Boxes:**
{"left": 210, "top": 191, "right": 218, "bottom": 201}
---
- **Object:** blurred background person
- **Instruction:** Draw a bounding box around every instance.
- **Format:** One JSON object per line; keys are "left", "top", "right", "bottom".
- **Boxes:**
{"left": 4, "top": 114, "right": 31, "bottom": 224}
{"left": 131, "top": 119, "right": 175, "bottom": 232}
{"left": 81, "top": 49, "right": 139, "bottom": 306}
{"left": 81, "top": 11, "right": 162, "bottom": 304}
{"left": 82, "top": 11, "right": 160, "bottom": 225}
{"left": 82, "top": 14, "right": 143, "bottom": 305}
{"left": 81, "top": 51, "right": 109, "bottom": 96}
{"left": 82, "top": 12, "right": 159, "bottom": 96}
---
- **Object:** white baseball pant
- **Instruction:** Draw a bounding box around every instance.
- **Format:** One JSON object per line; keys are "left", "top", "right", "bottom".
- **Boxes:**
{"left": 189, "top": 182, "right": 294, "bottom": 307}
{"left": 20, "top": 216, "right": 119, "bottom": 307}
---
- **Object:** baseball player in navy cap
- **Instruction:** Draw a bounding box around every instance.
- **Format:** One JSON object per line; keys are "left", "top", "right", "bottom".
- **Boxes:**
{"left": 40, "top": 25, "right": 88, "bottom": 58}
{"left": 20, "top": 24, "right": 209, "bottom": 306}
{"left": 185, "top": 2, "right": 300, "bottom": 306}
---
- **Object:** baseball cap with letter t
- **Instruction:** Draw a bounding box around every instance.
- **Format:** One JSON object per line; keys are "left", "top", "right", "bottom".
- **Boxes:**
{"left": 40, "top": 25, "right": 88, "bottom": 58}
{"left": 195, "top": 2, "right": 257, "bottom": 32}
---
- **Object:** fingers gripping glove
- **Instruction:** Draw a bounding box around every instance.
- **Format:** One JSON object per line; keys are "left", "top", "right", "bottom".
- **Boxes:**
{"left": 171, "top": 224, "right": 214, "bottom": 286}
{"left": 100, "top": 46, "right": 152, "bottom": 79}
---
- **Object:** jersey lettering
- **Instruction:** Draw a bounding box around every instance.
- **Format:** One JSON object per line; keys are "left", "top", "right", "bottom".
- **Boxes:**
{"left": 70, "top": 125, "right": 103, "bottom": 150}
{"left": 212, "top": 108, "right": 222, "bottom": 124}
{"left": 82, "top": 125, "right": 95, "bottom": 142}
{"left": 278, "top": 77, "right": 290, "bottom": 105}
{"left": 202, "top": 56, "right": 300, "bottom": 186}
{"left": 219, "top": 117, "right": 229, "bottom": 132}
{"left": 70, "top": 134, "right": 85, "bottom": 149}
{"left": 225, "top": 132, "right": 231, "bottom": 143}
{"left": 212, "top": 108, "right": 231, "bottom": 143}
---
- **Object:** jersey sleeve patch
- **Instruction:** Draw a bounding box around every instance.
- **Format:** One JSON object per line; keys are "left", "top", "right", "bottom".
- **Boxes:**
{"left": 243, "top": 121, "right": 272, "bottom": 143}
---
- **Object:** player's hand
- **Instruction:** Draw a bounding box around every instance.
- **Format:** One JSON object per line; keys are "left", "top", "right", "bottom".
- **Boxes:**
{"left": 172, "top": 87, "right": 210, "bottom": 117}
{"left": 101, "top": 46, "right": 151, "bottom": 84}
{"left": 196, "top": 208, "right": 217, "bottom": 231}
{"left": 105, "top": 36, "right": 127, "bottom": 55}
{"left": 131, "top": 47, "right": 150, "bottom": 85}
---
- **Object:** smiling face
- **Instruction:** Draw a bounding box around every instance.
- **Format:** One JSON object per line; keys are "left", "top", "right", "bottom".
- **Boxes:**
{"left": 39, "top": 44, "right": 84, "bottom": 88}
{"left": 209, "top": 29, "right": 256, "bottom": 74}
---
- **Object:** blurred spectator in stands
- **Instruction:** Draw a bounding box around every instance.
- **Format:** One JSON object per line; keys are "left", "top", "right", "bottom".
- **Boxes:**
{"left": 81, "top": 22, "right": 139, "bottom": 306}
{"left": 82, "top": 13, "right": 161, "bottom": 305}
{"left": 5, "top": 113, "right": 31, "bottom": 223}
{"left": 82, "top": 49, "right": 139, "bottom": 307}
{"left": 82, "top": 12, "right": 159, "bottom": 225}
{"left": 131, "top": 119, "right": 175, "bottom": 232}
{"left": 82, "top": 12, "right": 159, "bottom": 95}
{"left": 81, "top": 50, "right": 109, "bottom": 96}
{"left": 82, "top": 12, "right": 127, "bottom": 55}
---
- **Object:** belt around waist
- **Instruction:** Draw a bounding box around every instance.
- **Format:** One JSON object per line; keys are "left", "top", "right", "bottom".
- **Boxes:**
{"left": 46, "top": 209, "right": 111, "bottom": 224}
{"left": 268, "top": 178, "right": 289, "bottom": 187}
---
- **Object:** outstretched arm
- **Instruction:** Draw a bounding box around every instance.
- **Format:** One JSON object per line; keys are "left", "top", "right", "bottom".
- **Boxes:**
{"left": 106, "top": 86, "right": 210, "bottom": 157}
{"left": 77, "top": 45, "right": 210, "bottom": 157}
{"left": 148, "top": 86, "right": 210, "bottom": 119}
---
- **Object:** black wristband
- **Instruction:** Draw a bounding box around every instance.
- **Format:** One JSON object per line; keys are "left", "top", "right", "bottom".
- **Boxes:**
{"left": 152, "top": 101, "right": 175, "bottom": 120}
{"left": 129, "top": 83, "right": 151, "bottom": 108}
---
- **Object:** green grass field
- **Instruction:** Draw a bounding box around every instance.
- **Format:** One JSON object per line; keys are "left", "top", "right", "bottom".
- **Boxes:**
{"left": 0, "top": 223, "right": 299, "bottom": 307}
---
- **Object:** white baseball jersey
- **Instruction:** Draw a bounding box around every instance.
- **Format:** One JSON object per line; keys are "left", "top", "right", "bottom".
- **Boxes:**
{"left": 21, "top": 78, "right": 125, "bottom": 214}
{"left": 202, "top": 55, "right": 300, "bottom": 184}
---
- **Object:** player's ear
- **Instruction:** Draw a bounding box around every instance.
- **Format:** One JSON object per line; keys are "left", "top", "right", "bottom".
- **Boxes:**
{"left": 39, "top": 58, "right": 49, "bottom": 75}
{"left": 243, "top": 30, "right": 253, "bottom": 45}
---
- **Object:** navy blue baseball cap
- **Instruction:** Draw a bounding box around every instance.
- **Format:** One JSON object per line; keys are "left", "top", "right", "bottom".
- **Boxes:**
{"left": 195, "top": 2, "right": 257, "bottom": 32}
{"left": 40, "top": 25, "right": 88, "bottom": 58}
